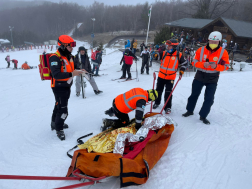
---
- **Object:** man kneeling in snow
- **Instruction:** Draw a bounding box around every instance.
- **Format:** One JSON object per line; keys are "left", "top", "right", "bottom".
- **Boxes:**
{"left": 102, "top": 88, "right": 158, "bottom": 131}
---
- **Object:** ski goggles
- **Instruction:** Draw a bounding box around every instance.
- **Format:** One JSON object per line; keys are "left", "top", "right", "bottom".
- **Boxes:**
{"left": 69, "top": 41, "right": 76, "bottom": 47}
{"left": 58, "top": 40, "right": 76, "bottom": 47}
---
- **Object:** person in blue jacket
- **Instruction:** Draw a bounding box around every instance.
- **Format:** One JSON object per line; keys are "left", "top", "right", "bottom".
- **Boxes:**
{"left": 125, "top": 40, "right": 131, "bottom": 49}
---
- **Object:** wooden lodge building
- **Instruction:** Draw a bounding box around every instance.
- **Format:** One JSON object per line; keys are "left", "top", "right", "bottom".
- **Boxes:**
{"left": 166, "top": 17, "right": 252, "bottom": 51}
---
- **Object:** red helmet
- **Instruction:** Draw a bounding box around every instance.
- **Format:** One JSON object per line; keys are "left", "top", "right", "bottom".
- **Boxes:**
{"left": 58, "top": 35, "right": 76, "bottom": 47}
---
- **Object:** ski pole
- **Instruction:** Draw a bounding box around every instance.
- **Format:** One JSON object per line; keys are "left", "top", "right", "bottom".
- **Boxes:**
{"left": 80, "top": 76, "right": 85, "bottom": 99}
{"left": 136, "top": 59, "right": 139, "bottom": 82}
{"left": 150, "top": 72, "right": 156, "bottom": 113}
{"left": 160, "top": 75, "right": 182, "bottom": 115}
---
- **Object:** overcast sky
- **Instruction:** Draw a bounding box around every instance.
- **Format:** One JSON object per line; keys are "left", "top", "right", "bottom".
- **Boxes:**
{"left": 21, "top": 0, "right": 157, "bottom": 6}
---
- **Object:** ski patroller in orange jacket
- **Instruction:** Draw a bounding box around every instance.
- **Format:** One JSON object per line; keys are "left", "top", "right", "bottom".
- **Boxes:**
{"left": 115, "top": 88, "right": 149, "bottom": 114}
{"left": 192, "top": 46, "right": 230, "bottom": 73}
{"left": 158, "top": 50, "right": 182, "bottom": 80}
{"left": 50, "top": 50, "right": 74, "bottom": 88}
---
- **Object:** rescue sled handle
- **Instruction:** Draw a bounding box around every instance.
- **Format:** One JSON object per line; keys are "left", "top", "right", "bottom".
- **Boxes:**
{"left": 160, "top": 75, "right": 181, "bottom": 114}
{"left": 150, "top": 72, "right": 156, "bottom": 113}
{"left": 0, "top": 170, "right": 108, "bottom": 189}
{"left": 0, "top": 174, "right": 80, "bottom": 181}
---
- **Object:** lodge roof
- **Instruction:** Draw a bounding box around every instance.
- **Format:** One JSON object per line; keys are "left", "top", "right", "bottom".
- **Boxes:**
{"left": 166, "top": 17, "right": 252, "bottom": 39}
{"left": 165, "top": 18, "right": 213, "bottom": 29}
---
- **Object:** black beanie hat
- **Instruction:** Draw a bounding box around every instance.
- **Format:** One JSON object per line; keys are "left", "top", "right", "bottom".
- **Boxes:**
{"left": 78, "top": 46, "right": 86, "bottom": 52}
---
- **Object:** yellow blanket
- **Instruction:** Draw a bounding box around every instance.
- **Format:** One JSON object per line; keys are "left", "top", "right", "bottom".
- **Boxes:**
{"left": 78, "top": 123, "right": 137, "bottom": 153}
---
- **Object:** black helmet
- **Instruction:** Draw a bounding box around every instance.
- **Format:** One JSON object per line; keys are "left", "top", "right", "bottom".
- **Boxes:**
{"left": 125, "top": 49, "right": 130, "bottom": 54}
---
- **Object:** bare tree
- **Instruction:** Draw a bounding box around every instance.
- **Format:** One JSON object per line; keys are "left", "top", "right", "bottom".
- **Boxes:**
{"left": 185, "top": 0, "right": 237, "bottom": 19}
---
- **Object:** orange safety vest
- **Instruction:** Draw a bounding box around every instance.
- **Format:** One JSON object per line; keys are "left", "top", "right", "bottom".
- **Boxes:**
{"left": 192, "top": 46, "right": 230, "bottom": 73}
{"left": 50, "top": 50, "right": 74, "bottom": 88}
{"left": 158, "top": 50, "right": 182, "bottom": 80}
{"left": 115, "top": 88, "right": 148, "bottom": 114}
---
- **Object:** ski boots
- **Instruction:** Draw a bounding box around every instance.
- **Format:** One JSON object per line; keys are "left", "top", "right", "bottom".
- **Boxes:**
{"left": 56, "top": 130, "right": 65, "bottom": 141}
{"left": 105, "top": 107, "right": 115, "bottom": 117}
{"left": 51, "top": 122, "right": 69, "bottom": 131}
{"left": 182, "top": 111, "right": 194, "bottom": 117}
{"left": 101, "top": 119, "right": 116, "bottom": 131}
{"left": 94, "top": 90, "right": 103, "bottom": 95}
{"left": 126, "top": 77, "right": 132, "bottom": 81}
{"left": 120, "top": 76, "right": 126, "bottom": 79}
{"left": 153, "top": 103, "right": 159, "bottom": 109}
{"left": 165, "top": 108, "right": 171, "bottom": 114}
{"left": 200, "top": 117, "right": 210, "bottom": 125}
{"left": 76, "top": 92, "right": 80, "bottom": 97}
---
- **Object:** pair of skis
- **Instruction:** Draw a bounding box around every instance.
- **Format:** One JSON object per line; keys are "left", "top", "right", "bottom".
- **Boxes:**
{"left": 113, "top": 60, "right": 139, "bottom": 82}
{"left": 111, "top": 78, "right": 137, "bottom": 82}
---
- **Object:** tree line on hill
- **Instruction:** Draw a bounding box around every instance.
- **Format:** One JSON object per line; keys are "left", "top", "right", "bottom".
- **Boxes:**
{"left": 0, "top": 0, "right": 251, "bottom": 46}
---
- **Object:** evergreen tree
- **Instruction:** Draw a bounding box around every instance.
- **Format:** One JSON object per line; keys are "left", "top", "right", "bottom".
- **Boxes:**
{"left": 154, "top": 26, "right": 171, "bottom": 45}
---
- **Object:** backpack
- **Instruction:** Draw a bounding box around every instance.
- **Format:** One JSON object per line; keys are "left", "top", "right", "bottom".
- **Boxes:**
{"left": 91, "top": 51, "right": 97, "bottom": 60}
{"left": 38, "top": 52, "right": 61, "bottom": 80}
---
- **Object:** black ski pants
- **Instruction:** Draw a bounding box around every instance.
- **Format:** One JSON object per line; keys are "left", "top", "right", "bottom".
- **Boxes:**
{"left": 141, "top": 61, "right": 149, "bottom": 74}
{"left": 51, "top": 87, "right": 71, "bottom": 131}
{"left": 110, "top": 100, "right": 130, "bottom": 128}
{"left": 7, "top": 61, "right": 10, "bottom": 68}
{"left": 122, "top": 64, "right": 132, "bottom": 78}
{"left": 186, "top": 79, "right": 217, "bottom": 118}
{"left": 155, "top": 77, "right": 174, "bottom": 110}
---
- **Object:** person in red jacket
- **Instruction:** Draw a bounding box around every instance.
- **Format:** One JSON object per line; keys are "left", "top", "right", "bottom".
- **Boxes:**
{"left": 119, "top": 49, "right": 137, "bottom": 80}
{"left": 11, "top": 59, "right": 18, "bottom": 69}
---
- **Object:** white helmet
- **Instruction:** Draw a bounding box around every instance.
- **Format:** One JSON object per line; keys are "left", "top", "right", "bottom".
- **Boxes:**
{"left": 208, "top": 31, "right": 222, "bottom": 41}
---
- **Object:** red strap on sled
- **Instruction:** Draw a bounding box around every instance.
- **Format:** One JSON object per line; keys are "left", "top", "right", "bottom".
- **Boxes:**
{"left": 54, "top": 181, "right": 96, "bottom": 189}
{"left": 0, "top": 174, "right": 80, "bottom": 181}
{"left": 0, "top": 170, "right": 107, "bottom": 189}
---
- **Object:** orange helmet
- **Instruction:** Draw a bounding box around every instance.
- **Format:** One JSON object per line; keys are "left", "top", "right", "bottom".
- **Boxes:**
{"left": 58, "top": 35, "right": 76, "bottom": 47}
{"left": 166, "top": 39, "right": 179, "bottom": 46}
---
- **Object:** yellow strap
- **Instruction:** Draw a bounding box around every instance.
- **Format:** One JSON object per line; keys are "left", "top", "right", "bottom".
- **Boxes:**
{"left": 43, "top": 73, "right": 50, "bottom": 77}
{"left": 55, "top": 51, "right": 61, "bottom": 58}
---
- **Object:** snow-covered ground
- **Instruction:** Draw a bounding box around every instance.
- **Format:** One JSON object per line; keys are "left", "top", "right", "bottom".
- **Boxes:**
{"left": 0, "top": 41, "right": 252, "bottom": 189}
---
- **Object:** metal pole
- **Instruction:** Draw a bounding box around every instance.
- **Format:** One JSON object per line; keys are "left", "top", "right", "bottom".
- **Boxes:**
{"left": 92, "top": 21, "right": 94, "bottom": 49}
{"left": 10, "top": 28, "right": 13, "bottom": 46}
{"left": 146, "top": 5, "right": 152, "bottom": 45}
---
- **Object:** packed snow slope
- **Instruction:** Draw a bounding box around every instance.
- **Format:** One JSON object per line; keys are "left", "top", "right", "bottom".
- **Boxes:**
{"left": 0, "top": 41, "right": 252, "bottom": 189}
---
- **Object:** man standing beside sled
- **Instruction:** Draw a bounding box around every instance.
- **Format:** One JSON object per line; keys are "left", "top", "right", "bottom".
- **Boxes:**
{"left": 182, "top": 31, "right": 230, "bottom": 124}
{"left": 153, "top": 39, "right": 187, "bottom": 114}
